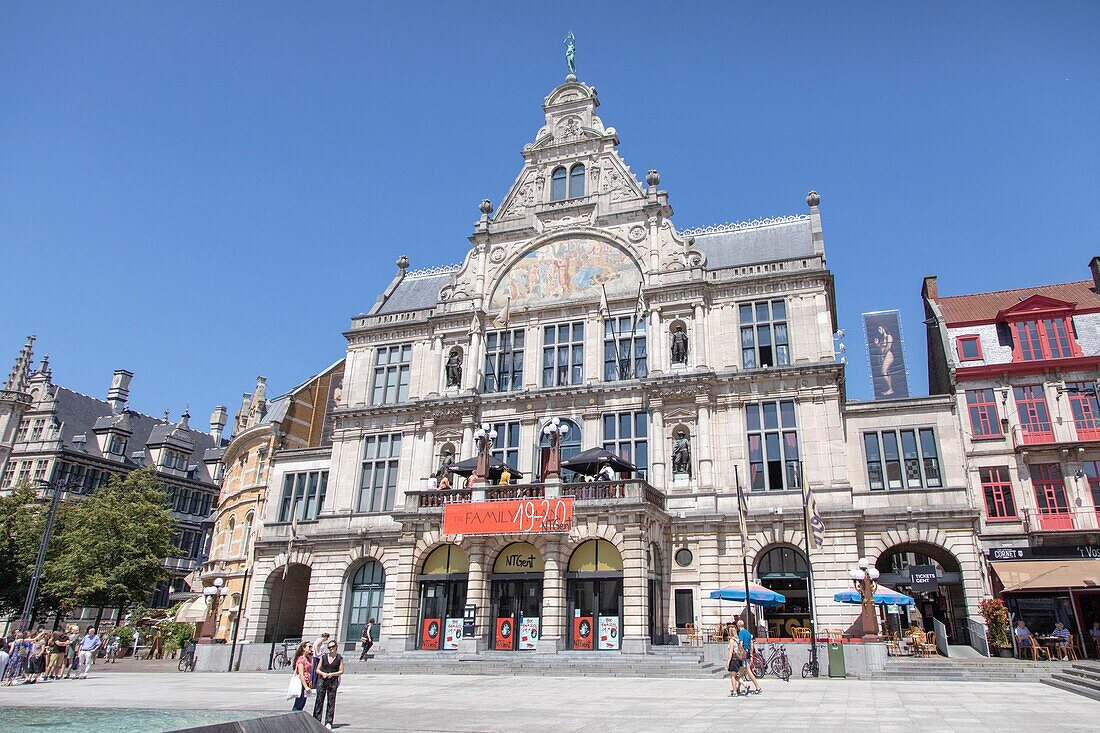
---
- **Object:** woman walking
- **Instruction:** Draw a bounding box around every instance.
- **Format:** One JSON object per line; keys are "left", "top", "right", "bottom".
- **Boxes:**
{"left": 288, "top": 641, "right": 314, "bottom": 712}
{"left": 2, "top": 631, "right": 25, "bottom": 685}
{"left": 314, "top": 639, "right": 344, "bottom": 730}
{"left": 359, "top": 618, "right": 376, "bottom": 660}
{"left": 26, "top": 630, "right": 47, "bottom": 684}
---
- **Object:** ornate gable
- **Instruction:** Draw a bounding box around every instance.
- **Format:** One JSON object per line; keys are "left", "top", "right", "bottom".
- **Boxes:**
{"left": 996, "top": 294, "right": 1077, "bottom": 321}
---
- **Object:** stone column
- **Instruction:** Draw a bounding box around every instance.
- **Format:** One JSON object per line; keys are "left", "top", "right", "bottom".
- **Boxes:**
{"left": 390, "top": 539, "right": 419, "bottom": 651}
{"left": 582, "top": 410, "right": 600, "bottom": 450}
{"left": 695, "top": 395, "right": 714, "bottom": 488}
{"left": 649, "top": 399, "right": 667, "bottom": 489}
{"left": 586, "top": 311, "right": 602, "bottom": 383}
{"left": 464, "top": 330, "right": 482, "bottom": 392}
{"left": 460, "top": 542, "right": 490, "bottom": 652}
{"left": 697, "top": 530, "right": 723, "bottom": 628}
{"left": 524, "top": 323, "right": 540, "bottom": 389}
{"left": 649, "top": 308, "right": 664, "bottom": 374}
{"left": 537, "top": 546, "right": 566, "bottom": 653}
{"left": 421, "top": 419, "right": 436, "bottom": 487}
{"left": 621, "top": 531, "right": 650, "bottom": 653}
{"left": 460, "top": 416, "right": 475, "bottom": 463}
{"left": 693, "top": 301, "right": 708, "bottom": 369}
{"left": 427, "top": 337, "right": 443, "bottom": 396}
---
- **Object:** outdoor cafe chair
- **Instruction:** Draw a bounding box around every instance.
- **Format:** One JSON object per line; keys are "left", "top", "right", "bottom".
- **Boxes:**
{"left": 792, "top": 627, "right": 811, "bottom": 639}
{"left": 1065, "top": 635, "right": 1079, "bottom": 662}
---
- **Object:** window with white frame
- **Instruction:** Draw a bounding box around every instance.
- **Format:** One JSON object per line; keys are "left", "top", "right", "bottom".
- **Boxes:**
{"left": 371, "top": 344, "right": 412, "bottom": 405}
{"left": 603, "top": 316, "right": 647, "bottom": 381}
{"left": 358, "top": 434, "right": 402, "bottom": 513}
{"left": 483, "top": 329, "right": 524, "bottom": 393}
{"left": 602, "top": 411, "right": 648, "bottom": 478}
{"left": 542, "top": 322, "right": 585, "bottom": 387}
{"left": 29, "top": 419, "right": 44, "bottom": 441}
{"left": 1, "top": 461, "right": 17, "bottom": 488}
{"left": 863, "top": 428, "right": 942, "bottom": 490}
{"left": 277, "top": 470, "right": 329, "bottom": 522}
{"left": 739, "top": 300, "right": 790, "bottom": 369}
{"left": 746, "top": 401, "right": 800, "bottom": 491}
{"left": 490, "top": 421, "right": 521, "bottom": 474}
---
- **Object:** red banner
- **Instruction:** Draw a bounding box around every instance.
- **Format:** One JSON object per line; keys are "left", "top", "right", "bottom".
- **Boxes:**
{"left": 573, "top": 616, "right": 594, "bottom": 650}
{"left": 443, "top": 497, "right": 573, "bottom": 536}
{"left": 495, "top": 617, "right": 515, "bottom": 650}
{"left": 421, "top": 618, "right": 441, "bottom": 650}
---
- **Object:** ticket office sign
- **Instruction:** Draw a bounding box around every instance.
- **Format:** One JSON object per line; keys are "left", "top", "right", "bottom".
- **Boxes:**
{"left": 443, "top": 497, "right": 573, "bottom": 536}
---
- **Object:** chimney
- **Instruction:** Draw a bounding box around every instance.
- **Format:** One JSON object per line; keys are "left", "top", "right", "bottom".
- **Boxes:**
{"left": 921, "top": 276, "right": 939, "bottom": 301}
{"left": 1090, "top": 257, "right": 1100, "bottom": 291}
{"left": 107, "top": 370, "right": 133, "bottom": 413}
{"left": 210, "top": 405, "right": 228, "bottom": 443}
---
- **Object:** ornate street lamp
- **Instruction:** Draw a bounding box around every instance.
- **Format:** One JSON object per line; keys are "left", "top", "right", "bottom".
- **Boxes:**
{"left": 848, "top": 557, "right": 882, "bottom": 641}
{"left": 201, "top": 576, "right": 230, "bottom": 643}
{"left": 472, "top": 422, "right": 498, "bottom": 486}
{"left": 542, "top": 417, "right": 570, "bottom": 482}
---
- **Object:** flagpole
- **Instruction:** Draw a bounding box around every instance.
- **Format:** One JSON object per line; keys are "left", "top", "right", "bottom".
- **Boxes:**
{"left": 800, "top": 460, "right": 820, "bottom": 676}
{"left": 735, "top": 465, "right": 752, "bottom": 632}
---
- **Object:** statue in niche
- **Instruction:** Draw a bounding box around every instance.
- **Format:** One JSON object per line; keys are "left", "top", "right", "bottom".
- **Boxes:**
{"left": 445, "top": 348, "right": 463, "bottom": 388}
{"left": 671, "top": 431, "right": 692, "bottom": 477}
{"left": 671, "top": 325, "right": 689, "bottom": 364}
{"left": 434, "top": 449, "right": 455, "bottom": 486}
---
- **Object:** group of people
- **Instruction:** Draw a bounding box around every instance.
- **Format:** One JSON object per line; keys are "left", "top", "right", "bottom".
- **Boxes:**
{"left": 285, "top": 622, "right": 374, "bottom": 730}
{"left": 725, "top": 618, "right": 763, "bottom": 697}
{"left": 1, "top": 626, "right": 105, "bottom": 684}
{"left": 1013, "top": 619, "right": 1100, "bottom": 660}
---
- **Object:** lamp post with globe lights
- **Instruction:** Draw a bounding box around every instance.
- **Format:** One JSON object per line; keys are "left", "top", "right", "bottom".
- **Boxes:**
{"left": 472, "top": 422, "right": 498, "bottom": 486}
{"left": 848, "top": 558, "right": 882, "bottom": 641}
{"left": 200, "top": 577, "right": 230, "bottom": 643}
{"left": 542, "top": 418, "right": 570, "bottom": 482}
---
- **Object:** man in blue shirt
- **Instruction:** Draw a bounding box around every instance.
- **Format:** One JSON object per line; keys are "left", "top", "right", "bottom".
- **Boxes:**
{"left": 1050, "top": 622, "right": 1071, "bottom": 661}
{"left": 77, "top": 626, "right": 101, "bottom": 679}
{"left": 736, "top": 619, "right": 762, "bottom": 694}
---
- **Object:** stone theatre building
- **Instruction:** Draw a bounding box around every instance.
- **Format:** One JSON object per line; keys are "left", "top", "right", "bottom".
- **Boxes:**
{"left": 241, "top": 76, "right": 985, "bottom": 658}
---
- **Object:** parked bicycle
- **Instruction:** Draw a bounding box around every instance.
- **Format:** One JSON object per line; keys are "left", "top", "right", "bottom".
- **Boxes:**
{"left": 801, "top": 657, "right": 819, "bottom": 678}
{"left": 750, "top": 643, "right": 792, "bottom": 681}
{"left": 177, "top": 642, "right": 196, "bottom": 672}
{"left": 271, "top": 641, "right": 294, "bottom": 669}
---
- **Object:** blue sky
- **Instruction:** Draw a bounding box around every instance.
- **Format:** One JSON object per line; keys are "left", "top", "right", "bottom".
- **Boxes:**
{"left": 2, "top": 2, "right": 1098, "bottom": 424}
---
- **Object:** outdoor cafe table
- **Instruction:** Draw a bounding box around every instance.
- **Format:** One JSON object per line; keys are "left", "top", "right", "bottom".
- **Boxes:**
{"left": 1037, "top": 635, "right": 1066, "bottom": 658}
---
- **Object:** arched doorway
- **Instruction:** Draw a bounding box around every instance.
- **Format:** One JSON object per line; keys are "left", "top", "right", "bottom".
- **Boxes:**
{"left": 491, "top": 542, "right": 544, "bottom": 650}
{"left": 567, "top": 539, "right": 623, "bottom": 650}
{"left": 343, "top": 560, "right": 385, "bottom": 651}
{"left": 417, "top": 545, "right": 469, "bottom": 651}
{"left": 538, "top": 418, "right": 581, "bottom": 480}
{"left": 262, "top": 563, "right": 311, "bottom": 643}
{"left": 755, "top": 546, "right": 810, "bottom": 639}
{"left": 876, "top": 543, "right": 968, "bottom": 644}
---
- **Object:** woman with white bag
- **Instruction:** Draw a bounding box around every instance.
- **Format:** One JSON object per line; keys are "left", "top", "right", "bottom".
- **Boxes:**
{"left": 286, "top": 641, "right": 314, "bottom": 711}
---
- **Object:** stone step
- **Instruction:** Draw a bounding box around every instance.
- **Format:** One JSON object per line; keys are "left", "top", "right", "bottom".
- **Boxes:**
{"left": 1042, "top": 676, "right": 1100, "bottom": 702}
{"left": 1062, "top": 668, "right": 1100, "bottom": 687}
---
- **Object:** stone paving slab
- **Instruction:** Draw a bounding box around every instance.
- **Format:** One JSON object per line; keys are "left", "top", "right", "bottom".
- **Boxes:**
{"left": 1, "top": 672, "right": 1097, "bottom": 732}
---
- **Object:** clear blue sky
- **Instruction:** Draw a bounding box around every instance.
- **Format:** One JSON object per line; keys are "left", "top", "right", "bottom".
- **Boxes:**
{"left": 2, "top": 2, "right": 1098, "bottom": 423}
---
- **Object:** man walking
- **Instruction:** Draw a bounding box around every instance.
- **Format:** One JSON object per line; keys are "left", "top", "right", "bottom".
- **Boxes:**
{"left": 77, "top": 626, "right": 101, "bottom": 679}
{"left": 737, "top": 619, "right": 762, "bottom": 694}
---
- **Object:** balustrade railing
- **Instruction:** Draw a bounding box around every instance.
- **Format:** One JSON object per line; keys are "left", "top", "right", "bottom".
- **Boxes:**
{"left": 406, "top": 478, "right": 665, "bottom": 511}
{"left": 1022, "top": 506, "right": 1100, "bottom": 532}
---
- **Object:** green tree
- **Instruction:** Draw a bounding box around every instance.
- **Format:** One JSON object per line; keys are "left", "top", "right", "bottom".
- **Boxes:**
{"left": 44, "top": 468, "right": 177, "bottom": 613}
{"left": 0, "top": 481, "right": 66, "bottom": 621}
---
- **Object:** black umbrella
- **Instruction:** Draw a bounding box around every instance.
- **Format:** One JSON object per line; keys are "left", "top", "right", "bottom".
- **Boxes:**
{"left": 450, "top": 455, "right": 524, "bottom": 481}
{"left": 560, "top": 447, "right": 637, "bottom": 476}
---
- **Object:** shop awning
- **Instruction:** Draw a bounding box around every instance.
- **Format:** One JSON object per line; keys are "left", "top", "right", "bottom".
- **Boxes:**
{"left": 991, "top": 560, "right": 1100, "bottom": 592}
{"left": 174, "top": 597, "right": 209, "bottom": 623}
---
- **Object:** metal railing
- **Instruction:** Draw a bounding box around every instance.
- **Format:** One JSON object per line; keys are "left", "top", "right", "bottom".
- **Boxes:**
{"left": 1022, "top": 506, "right": 1100, "bottom": 532}
{"left": 966, "top": 617, "right": 990, "bottom": 657}
{"left": 1013, "top": 422, "right": 1055, "bottom": 448}
{"left": 406, "top": 479, "right": 665, "bottom": 511}
{"left": 933, "top": 618, "right": 949, "bottom": 657}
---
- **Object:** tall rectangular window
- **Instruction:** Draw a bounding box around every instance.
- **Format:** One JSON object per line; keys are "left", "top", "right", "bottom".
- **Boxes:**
{"left": 746, "top": 400, "right": 799, "bottom": 491}
{"left": 1029, "top": 464, "right": 1070, "bottom": 529}
{"left": 1012, "top": 318, "right": 1077, "bottom": 362}
{"left": 603, "top": 316, "right": 647, "bottom": 381}
{"left": 542, "top": 321, "right": 584, "bottom": 388}
{"left": 1014, "top": 385, "right": 1052, "bottom": 443}
{"left": 490, "top": 422, "right": 521, "bottom": 473}
{"left": 0, "top": 462, "right": 15, "bottom": 488}
{"left": 358, "top": 434, "right": 402, "bottom": 513}
{"left": 371, "top": 344, "right": 412, "bottom": 405}
{"left": 966, "top": 388, "right": 1002, "bottom": 438}
{"left": 602, "top": 411, "right": 648, "bottom": 479}
{"left": 980, "top": 466, "right": 1017, "bottom": 520}
{"left": 33, "top": 460, "right": 48, "bottom": 482}
{"left": 1067, "top": 382, "right": 1100, "bottom": 440}
{"left": 29, "top": 419, "right": 44, "bottom": 441}
{"left": 739, "top": 300, "right": 790, "bottom": 369}
{"left": 483, "top": 329, "right": 524, "bottom": 393}
{"left": 278, "top": 470, "right": 329, "bottom": 522}
{"left": 15, "top": 419, "right": 30, "bottom": 443}
{"left": 864, "top": 429, "right": 941, "bottom": 490}
{"left": 1082, "top": 461, "right": 1100, "bottom": 511}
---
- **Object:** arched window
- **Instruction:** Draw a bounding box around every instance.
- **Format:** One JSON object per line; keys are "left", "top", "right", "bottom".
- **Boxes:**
{"left": 551, "top": 167, "right": 567, "bottom": 201}
{"left": 755, "top": 545, "right": 809, "bottom": 639}
{"left": 569, "top": 164, "right": 585, "bottom": 198}
{"left": 241, "top": 512, "right": 254, "bottom": 555}
{"left": 226, "top": 517, "right": 236, "bottom": 554}
{"left": 345, "top": 560, "right": 385, "bottom": 646}
{"left": 538, "top": 418, "right": 581, "bottom": 481}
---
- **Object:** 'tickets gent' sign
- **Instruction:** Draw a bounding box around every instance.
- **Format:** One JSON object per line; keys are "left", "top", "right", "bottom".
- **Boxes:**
{"left": 443, "top": 497, "right": 574, "bottom": 536}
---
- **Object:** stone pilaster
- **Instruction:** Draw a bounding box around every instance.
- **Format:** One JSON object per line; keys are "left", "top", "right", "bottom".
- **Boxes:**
{"left": 693, "top": 301, "right": 708, "bottom": 369}
{"left": 537, "top": 547, "right": 566, "bottom": 652}
{"left": 620, "top": 531, "right": 650, "bottom": 653}
{"left": 695, "top": 395, "right": 713, "bottom": 488}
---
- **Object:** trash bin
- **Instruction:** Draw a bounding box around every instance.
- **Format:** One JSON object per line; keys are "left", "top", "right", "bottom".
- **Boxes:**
{"left": 827, "top": 641, "right": 846, "bottom": 678}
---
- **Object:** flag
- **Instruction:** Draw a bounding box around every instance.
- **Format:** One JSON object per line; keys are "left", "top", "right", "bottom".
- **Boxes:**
{"left": 803, "top": 482, "right": 825, "bottom": 549}
{"left": 632, "top": 283, "right": 647, "bottom": 326}
{"left": 492, "top": 296, "right": 511, "bottom": 327}
{"left": 599, "top": 285, "right": 610, "bottom": 317}
{"left": 735, "top": 469, "right": 749, "bottom": 546}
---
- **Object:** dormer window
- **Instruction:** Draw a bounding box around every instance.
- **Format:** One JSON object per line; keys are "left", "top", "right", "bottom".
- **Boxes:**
{"left": 550, "top": 163, "right": 585, "bottom": 201}
{"left": 108, "top": 434, "right": 128, "bottom": 456}
{"left": 1012, "top": 318, "right": 1075, "bottom": 361}
{"left": 161, "top": 448, "right": 188, "bottom": 471}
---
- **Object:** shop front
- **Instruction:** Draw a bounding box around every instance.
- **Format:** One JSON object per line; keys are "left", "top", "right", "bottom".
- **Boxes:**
{"left": 755, "top": 545, "right": 810, "bottom": 639}
{"left": 418, "top": 544, "right": 469, "bottom": 651}
{"left": 878, "top": 543, "right": 969, "bottom": 644}
{"left": 491, "top": 542, "right": 544, "bottom": 651}
{"left": 567, "top": 539, "right": 623, "bottom": 651}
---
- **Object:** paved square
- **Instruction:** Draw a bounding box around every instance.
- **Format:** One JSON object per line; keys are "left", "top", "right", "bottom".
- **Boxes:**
{"left": 2, "top": 670, "right": 1099, "bottom": 732}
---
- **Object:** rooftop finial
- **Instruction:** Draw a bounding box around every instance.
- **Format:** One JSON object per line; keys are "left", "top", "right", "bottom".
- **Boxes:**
{"left": 4, "top": 335, "right": 35, "bottom": 394}
{"left": 806, "top": 190, "right": 821, "bottom": 208}
{"left": 564, "top": 32, "right": 577, "bottom": 82}
{"left": 397, "top": 255, "right": 409, "bottom": 271}
{"left": 479, "top": 198, "right": 493, "bottom": 215}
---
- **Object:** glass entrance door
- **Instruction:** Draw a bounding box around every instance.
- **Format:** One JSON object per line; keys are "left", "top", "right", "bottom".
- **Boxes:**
{"left": 418, "top": 578, "right": 467, "bottom": 650}
{"left": 567, "top": 577, "right": 623, "bottom": 650}
{"left": 491, "top": 578, "right": 542, "bottom": 650}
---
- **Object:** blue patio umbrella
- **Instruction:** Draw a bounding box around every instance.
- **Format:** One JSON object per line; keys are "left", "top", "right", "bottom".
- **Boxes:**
{"left": 709, "top": 583, "right": 787, "bottom": 607}
{"left": 833, "top": 585, "right": 916, "bottom": 607}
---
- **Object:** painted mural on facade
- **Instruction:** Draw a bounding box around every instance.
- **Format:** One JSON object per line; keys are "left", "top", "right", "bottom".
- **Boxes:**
{"left": 492, "top": 239, "right": 640, "bottom": 309}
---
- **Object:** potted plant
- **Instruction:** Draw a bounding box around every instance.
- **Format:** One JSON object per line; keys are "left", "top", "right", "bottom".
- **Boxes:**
{"left": 979, "top": 597, "right": 1013, "bottom": 657}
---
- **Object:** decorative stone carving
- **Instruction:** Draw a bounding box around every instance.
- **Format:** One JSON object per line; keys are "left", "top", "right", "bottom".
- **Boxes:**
{"left": 445, "top": 348, "right": 463, "bottom": 388}
{"left": 489, "top": 247, "right": 507, "bottom": 264}
{"left": 671, "top": 325, "right": 689, "bottom": 364}
{"left": 628, "top": 225, "right": 646, "bottom": 242}
{"left": 434, "top": 449, "right": 455, "bottom": 483}
{"left": 671, "top": 431, "right": 692, "bottom": 477}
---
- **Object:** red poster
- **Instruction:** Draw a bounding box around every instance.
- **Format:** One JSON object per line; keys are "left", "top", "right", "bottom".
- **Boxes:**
{"left": 573, "top": 616, "right": 594, "bottom": 650}
{"left": 443, "top": 498, "right": 574, "bottom": 536}
{"left": 495, "top": 617, "right": 515, "bottom": 650}
{"left": 421, "top": 618, "right": 441, "bottom": 650}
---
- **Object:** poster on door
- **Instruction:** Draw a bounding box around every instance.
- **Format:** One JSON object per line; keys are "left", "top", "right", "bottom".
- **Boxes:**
{"left": 421, "top": 618, "right": 441, "bottom": 650}
{"left": 518, "top": 617, "right": 539, "bottom": 650}
{"left": 573, "top": 616, "right": 594, "bottom": 650}
{"left": 495, "top": 617, "right": 515, "bottom": 650}
{"left": 444, "top": 617, "right": 463, "bottom": 650}
{"left": 598, "top": 616, "right": 620, "bottom": 650}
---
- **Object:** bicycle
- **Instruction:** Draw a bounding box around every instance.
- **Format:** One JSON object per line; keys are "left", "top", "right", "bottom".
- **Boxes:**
{"left": 750, "top": 644, "right": 792, "bottom": 681}
{"left": 801, "top": 657, "right": 819, "bottom": 678}
{"left": 271, "top": 642, "right": 293, "bottom": 669}
{"left": 177, "top": 645, "right": 196, "bottom": 672}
